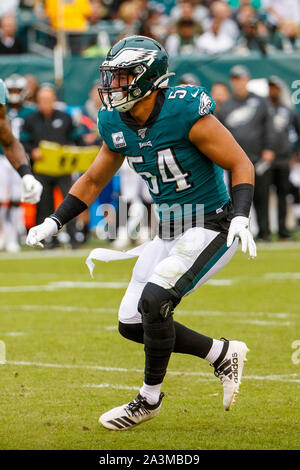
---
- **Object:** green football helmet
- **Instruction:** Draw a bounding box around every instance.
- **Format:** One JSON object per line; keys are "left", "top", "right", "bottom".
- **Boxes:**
{"left": 99, "top": 35, "right": 174, "bottom": 112}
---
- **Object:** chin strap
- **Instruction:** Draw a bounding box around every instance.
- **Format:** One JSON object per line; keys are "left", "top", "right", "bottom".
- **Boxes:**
{"left": 152, "top": 72, "right": 176, "bottom": 90}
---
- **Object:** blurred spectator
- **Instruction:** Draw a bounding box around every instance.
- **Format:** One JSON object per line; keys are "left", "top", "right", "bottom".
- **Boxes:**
{"left": 19, "top": 0, "right": 36, "bottom": 9}
{"left": 80, "top": 82, "right": 102, "bottom": 145}
{"left": 203, "top": 1, "right": 239, "bottom": 42}
{"left": 170, "top": 0, "right": 209, "bottom": 25}
{"left": 116, "top": 1, "right": 141, "bottom": 39}
{"left": 21, "top": 85, "right": 84, "bottom": 248}
{"left": 0, "top": 0, "right": 19, "bottom": 18}
{"left": 227, "top": 0, "right": 262, "bottom": 11}
{"left": 179, "top": 73, "right": 200, "bottom": 86}
{"left": 234, "top": 2, "right": 263, "bottom": 28}
{"left": 196, "top": 16, "right": 235, "bottom": 53}
{"left": 24, "top": 74, "right": 40, "bottom": 107}
{"left": 263, "top": 0, "right": 300, "bottom": 30}
{"left": 197, "top": 0, "right": 239, "bottom": 53}
{"left": 165, "top": 18, "right": 203, "bottom": 55}
{"left": 88, "top": 0, "right": 104, "bottom": 25}
{"left": 267, "top": 75, "right": 300, "bottom": 238}
{"left": 0, "top": 13, "right": 26, "bottom": 54}
{"left": 218, "top": 65, "right": 275, "bottom": 241}
{"left": 234, "top": 16, "right": 269, "bottom": 54}
{"left": 44, "top": 0, "right": 92, "bottom": 54}
{"left": 210, "top": 81, "right": 230, "bottom": 116}
{"left": 272, "top": 19, "right": 300, "bottom": 52}
{"left": 139, "top": 1, "right": 170, "bottom": 44}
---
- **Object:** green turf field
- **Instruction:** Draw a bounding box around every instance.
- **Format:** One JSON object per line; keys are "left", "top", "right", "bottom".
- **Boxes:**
{"left": 0, "top": 243, "right": 299, "bottom": 450}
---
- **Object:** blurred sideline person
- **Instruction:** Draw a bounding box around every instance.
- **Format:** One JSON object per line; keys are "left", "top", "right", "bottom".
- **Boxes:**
{"left": 267, "top": 75, "right": 300, "bottom": 239}
{"left": 211, "top": 82, "right": 232, "bottom": 192}
{"left": 78, "top": 81, "right": 104, "bottom": 243}
{"left": 24, "top": 75, "right": 40, "bottom": 107}
{"left": 113, "top": 159, "right": 154, "bottom": 249}
{"left": 0, "top": 13, "right": 25, "bottom": 55}
{"left": 210, "top": 82, "right": 231, "bottom": 118}
{"left": 80, "top": 81, "right": 103, "bottom": 146}
{"left": 179, "top": 73, "right": 200, "bottom": 86}
{"left": 26, "top": 36, "right": 256, "bottom": 431}
{"left": 21, "top": 85, "right": 84, "bottom": 248}
{"left": 218, "top": 65, "right": 275, "bottom": 241}
{"left": 0, "top": 78, "right": 42, "bottom": 251}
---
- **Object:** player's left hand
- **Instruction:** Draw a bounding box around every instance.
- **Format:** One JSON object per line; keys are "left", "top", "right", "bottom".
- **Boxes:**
{"left": 227, "top": 216, "right": 257, "bottom": 259}
{"left": 21, "top": 174, "right": 43, "bottom": 204}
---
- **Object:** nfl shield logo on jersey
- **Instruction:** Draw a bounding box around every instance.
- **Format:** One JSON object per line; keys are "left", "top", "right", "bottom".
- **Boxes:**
{"left": 112, "top": 131, "right": 127, "bottom": 148}
{"left": 138, "top": 128, "right": 147, "bottom": 139}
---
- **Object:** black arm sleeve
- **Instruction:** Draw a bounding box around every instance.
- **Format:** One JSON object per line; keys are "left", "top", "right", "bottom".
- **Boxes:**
{"left": 17, "top": 164, "right": 33, "bottom": 177}
{"left": 231, "top": 183, "right": 254, "bottom": 218}
{"left": 49, "top": 193, "right": 88, "bottom": 230}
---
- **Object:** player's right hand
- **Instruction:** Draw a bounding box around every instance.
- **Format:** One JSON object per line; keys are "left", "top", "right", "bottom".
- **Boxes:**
{"left": 26, "top": 218, "right": 58, "bottom": 248}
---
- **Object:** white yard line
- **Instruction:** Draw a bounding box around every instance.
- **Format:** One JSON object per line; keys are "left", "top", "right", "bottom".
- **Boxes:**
{"left": 2, "top": 332, "right": 25, "bottom": 337}
{"left": 1, "top": 305, "right": 116, "bottom": 313}
{"left": 0, "top": 241, "right": 299, "bottom": 261}
{"left": 237, "top": 320, "right": 295, "bottom": 326}
{"left": 264, "top": 273, "right": 300, "bottom": 280}
{"left": 205, "top": 280, "right": 234, "bottom": 286}
{"left": 0, "top": 249, "right": 91, "bottom": 260}
{"left": 2, "top": 304, "right": 298, "bottom": 319}
{"left": 3, "top": 360, "right": 300, "bottom": 383}
{"left": 83, "top": 383, "right": 140, "bottom": 390}
{"left": 2, "top": 269, "right": 300, "bottom": 294}
{"left": 0, "top": 281, "right": 128, "bottom": 292}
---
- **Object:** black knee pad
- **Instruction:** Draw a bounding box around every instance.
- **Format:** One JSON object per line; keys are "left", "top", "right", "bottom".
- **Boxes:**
{"left": 118, "top": 321, "right": 143, "bottom": 344}
{"left": 138, "top": 282, "right": 180, "bottom": 324}
{"left": 138, "top": 283, "right": 180, "bottom": 385}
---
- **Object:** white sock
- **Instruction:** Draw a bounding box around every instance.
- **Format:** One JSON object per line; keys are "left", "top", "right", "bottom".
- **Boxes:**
{"left": 3, "top": 207, "right": 19, "bottom": 249}
{"left": 204, "top": 339, "right": 225, "bottom": 364}
{"left": 10, "top": 206, "right": 25, "bottom": 236}
{"left": 139, "top": 382, "right": 162, "bottom": 405}
{"left": 0, "top": 206, "right": 6, "bottom": 250}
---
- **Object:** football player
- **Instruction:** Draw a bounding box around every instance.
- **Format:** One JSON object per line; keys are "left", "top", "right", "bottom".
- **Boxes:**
{"left": 0, "top": 74, "right": 40, "bottom": 251}
{"left": 26, "top": 36, "right": 256, "bottom": 430}
{"left": 0, "top": 78, "right": 43, "bottom": 205}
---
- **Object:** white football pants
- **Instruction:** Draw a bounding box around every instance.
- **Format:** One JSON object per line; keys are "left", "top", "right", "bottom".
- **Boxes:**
{"left": 119, "top": 226, "right": 238, "bottom": 324}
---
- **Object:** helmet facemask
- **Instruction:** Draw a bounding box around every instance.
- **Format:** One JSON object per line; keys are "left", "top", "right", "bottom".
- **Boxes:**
{"left": 98, "top": 63, "right": 153, "bottom": 112}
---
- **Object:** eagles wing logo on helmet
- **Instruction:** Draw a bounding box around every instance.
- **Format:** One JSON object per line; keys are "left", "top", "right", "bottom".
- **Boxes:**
{"left": 104, "top": 48, "right": 158, "bottom": 67}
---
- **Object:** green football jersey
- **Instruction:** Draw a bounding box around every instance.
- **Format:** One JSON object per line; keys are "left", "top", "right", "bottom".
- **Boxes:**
{"left": 98, "top": 85, "right": 230, "bottom": 221}
{"left": 0, "top": 79, "right": 9, "bottom": 105}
